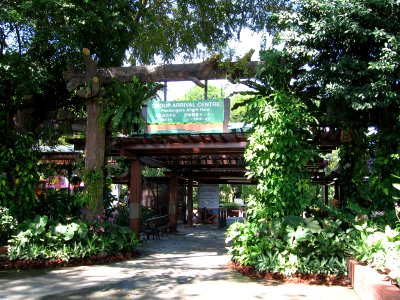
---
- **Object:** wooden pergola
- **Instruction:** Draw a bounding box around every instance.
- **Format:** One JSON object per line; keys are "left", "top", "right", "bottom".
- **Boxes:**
{"left": 63, "top": 50, "right": 341, "bottom": 236}
{"left": 63, "top": 49, "right": 260, "bottom": 234}
{"left": 115, "top": 131, "right": 249, "bottom": 184}
{"left": 107, "top": 126, "right": 339, "bottom": 231}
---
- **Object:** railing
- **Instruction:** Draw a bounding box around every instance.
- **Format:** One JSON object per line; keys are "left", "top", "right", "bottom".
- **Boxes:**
{"left": 191, "top": 207, "right": 246, "bottom": 229}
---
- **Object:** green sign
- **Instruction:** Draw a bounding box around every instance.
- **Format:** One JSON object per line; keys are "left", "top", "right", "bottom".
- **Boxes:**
{"left": 147, "top": 99, "right": 225, "bottom": 124}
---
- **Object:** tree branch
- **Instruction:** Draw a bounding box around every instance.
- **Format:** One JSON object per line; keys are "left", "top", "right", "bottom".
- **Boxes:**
{"left": 134, "top": 0, "right": 149, "bottom": 22}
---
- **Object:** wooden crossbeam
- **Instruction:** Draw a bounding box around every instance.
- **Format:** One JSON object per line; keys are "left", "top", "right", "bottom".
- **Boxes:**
{"left": 63, "top": 58, "right": 259, "bottom": 92}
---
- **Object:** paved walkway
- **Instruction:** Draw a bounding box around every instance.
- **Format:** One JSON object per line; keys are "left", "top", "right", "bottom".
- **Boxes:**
{"left": 0, "top": 224, "right": 360, "bottom": 299}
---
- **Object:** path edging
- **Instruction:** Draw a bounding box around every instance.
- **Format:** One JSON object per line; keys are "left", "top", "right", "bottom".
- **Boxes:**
{"left": 348, "top": 259, "right": 399, "bottom": 300}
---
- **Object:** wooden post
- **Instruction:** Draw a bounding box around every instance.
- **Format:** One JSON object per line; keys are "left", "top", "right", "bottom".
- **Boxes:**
{"left": 335, "top": 181, "right": 340, "bottom": 205}
{"left": 81, "top": 49, "right": 105, "bottom": 221}
{"left": 187, "top": 180, "right": 193, "bottom": 226}
{"left": 164, "top": 81, "right": 167, "bottom": 101}
{"left": 169, "top": 173, "right": 178, "bottom": 232}
{"left": 81, "top": 99, "right": 106, "bottom": 220}
{"left": 324, "top": 185, "right": 329, "bottom": 205}
{"left": 129, "top": 159, "right": 142, "bottom": 237}
{"left": 204, "top": 80, "right": 208, "bottom": 99}
{"left": 223, "top": 98, "right": 230, "bottom": 133}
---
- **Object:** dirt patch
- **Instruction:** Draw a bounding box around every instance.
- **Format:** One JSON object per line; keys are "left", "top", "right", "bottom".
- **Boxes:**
{"left": 227, "top": 261, "right": 352, "bottom": 286}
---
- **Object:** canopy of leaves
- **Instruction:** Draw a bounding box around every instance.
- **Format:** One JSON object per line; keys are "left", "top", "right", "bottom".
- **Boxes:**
{"left": 263, "top": 0, "right": 400, "bottom": 128}
{"left": 1, "top": 0, "right": 277, "bottom": 138}
{"left": 1, "top": 0, "right": 283, "bottom": 220}
{"left": 249, "top": 0, "right": 400, "bottom": 212}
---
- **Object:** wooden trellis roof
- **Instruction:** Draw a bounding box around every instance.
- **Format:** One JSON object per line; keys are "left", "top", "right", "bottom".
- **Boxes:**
{"left": 109, "top": 126, "right": 341, "bottom": 184}
{"left": 113, "top": 132, "right": 251, "bottom": 184}
{"left": 64, "top": 126, "right": 341, "bottom": 184}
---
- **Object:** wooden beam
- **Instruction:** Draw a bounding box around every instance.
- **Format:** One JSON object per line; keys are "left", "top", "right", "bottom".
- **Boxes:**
{"left": 63, "top": 60, "right": 259, "bottom": 91}
{"left": 139, "top": 157, "right": 171, "bottom": 169}
{"left": 119, "top": 141, "right": 246, "bottom": 154}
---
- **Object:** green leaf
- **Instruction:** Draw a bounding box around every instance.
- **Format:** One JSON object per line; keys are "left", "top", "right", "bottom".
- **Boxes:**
{"left": 393, "top": 183, "right": 400, "bottom": 191}
{"left": 78, "top": 223, "right": 88, "bottom": 239}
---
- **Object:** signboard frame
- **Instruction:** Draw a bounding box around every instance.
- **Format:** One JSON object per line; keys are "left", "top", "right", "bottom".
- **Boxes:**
{"left": 145, "top": 98, "right": 230, "bottom": 134}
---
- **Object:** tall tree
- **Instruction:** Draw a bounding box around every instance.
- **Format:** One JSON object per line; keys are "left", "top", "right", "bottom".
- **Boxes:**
{"left": 250, "top": 0, "right": 400, "bottom": 212}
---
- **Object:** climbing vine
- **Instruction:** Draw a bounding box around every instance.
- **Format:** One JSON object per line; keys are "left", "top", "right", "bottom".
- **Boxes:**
{"left": 0, "top": 130, "right": 40, "bottom": 221}
{"left": 75, "top": 168, "right": 103, "bottom": 209}
{"left": 244, "top": 92, "right": 317, "bottom": 219}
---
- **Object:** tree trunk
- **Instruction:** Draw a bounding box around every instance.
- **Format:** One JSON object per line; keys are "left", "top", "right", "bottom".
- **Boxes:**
{"left": 82, "top": 98, "right": 105, "bottom": 221}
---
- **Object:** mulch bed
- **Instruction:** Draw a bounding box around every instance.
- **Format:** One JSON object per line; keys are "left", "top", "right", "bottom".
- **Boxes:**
{"left": 227, "top": 261, "right": 352, "bottom": 286}
{"left": 0, "top": 250, "right": 139, "bottom": 270}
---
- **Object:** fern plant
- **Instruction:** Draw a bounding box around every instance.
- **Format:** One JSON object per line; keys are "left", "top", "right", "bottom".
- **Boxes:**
{"left": 104, "top": 76, "right": 163, "bottom": 135}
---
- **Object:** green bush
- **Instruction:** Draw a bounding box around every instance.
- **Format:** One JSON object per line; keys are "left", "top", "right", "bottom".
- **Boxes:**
{"left": 7, "top": 215, "right": 138, "bottom": 261}
{"left": 105, "top": 198, "right": 130, "bottom": 227}
{"left": 0, "top": 207, "right": 18, "bottom": 246}
{"left": 351, "top": 223, "right": 400, "bottom": 286}
{"left": 226, "top": 216, "right": 353, "bottom": 276}
{"left": 222, "top": 202, "right": 240, "bottom": 210}
{"left": 33, "top": 190, "right": 81, "bottom": 221}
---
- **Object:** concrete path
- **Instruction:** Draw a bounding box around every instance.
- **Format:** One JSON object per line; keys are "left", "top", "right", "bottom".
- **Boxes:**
{"left": 0, "top": 224, "right": 360, "bottom": 299}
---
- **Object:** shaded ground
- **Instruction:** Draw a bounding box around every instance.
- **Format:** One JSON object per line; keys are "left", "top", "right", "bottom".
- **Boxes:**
{"left": 0, "top": 224, "right": 359, "bottom": 300}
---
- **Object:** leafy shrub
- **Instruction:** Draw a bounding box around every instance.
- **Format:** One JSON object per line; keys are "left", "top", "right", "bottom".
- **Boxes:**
{"left": 226, "top": 216, "right": 353, "bottom": 276}
{"left": 7, "top": 215, "right": 138, "bottom": 261}
{"left": 243, "top": 92, "right": 317, "bottom": 218}
{"left": 105, "top": 198, "right": 130, "bottom": 227}
{"left": 351, "top": 223, "right": 400, "bottom": 286}
{"left": 0, "top": 133, "right": 40, "bottom": 221}
{"left": 222, "top": 202, "right": 240, "bottom": 210}
{"left": 33, "top": 189, "right": 81, "bottom": 221}
{"left": 0, "top": 207, "right": 18, "bottom": 246}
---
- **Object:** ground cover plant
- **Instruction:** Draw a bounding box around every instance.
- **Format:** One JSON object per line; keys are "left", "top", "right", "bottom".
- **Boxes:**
{"left": 0, "top": 167, "right": 140, "bottom": 269}
{"left": 226, "top": 215, "right": 353, "bottom": 277}
{"left": 351, "top": 222, "right": 400, "bottom": 286}
{"left": 226, "top": 208, "right": 400, "bottom": 286}
{"left": 1, "top": 215, "right": 138, "bottom": 269}
{"left": 0, "top": 207, "right": 18, "bottom": 247}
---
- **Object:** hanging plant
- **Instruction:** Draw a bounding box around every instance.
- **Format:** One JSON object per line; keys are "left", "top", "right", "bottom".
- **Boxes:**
{"left": 103, "top": 76, "right": 163, "bottom": 135}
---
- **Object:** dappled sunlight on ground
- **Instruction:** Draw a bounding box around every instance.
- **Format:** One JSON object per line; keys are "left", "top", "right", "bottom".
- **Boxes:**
{"left": 0, "top": 224, "right": 359, "bottom": 299}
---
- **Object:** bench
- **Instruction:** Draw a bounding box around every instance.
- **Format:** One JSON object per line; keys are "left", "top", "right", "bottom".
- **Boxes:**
{"left": 142, "top": 215, "right": 171, "bottom": 240}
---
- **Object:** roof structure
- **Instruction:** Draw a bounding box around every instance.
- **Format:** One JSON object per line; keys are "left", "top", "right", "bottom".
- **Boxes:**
{"left": 39, "top": 145, "right": 82, "bottom": 166}
{"left": 47, "top": 125, "right": 341, "bottom": 185}
{"left": 104, "top": 125, "right": 341, "bottom": 185}
{"left": 113, "top": 131, "right": 251, "bottom": 184}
